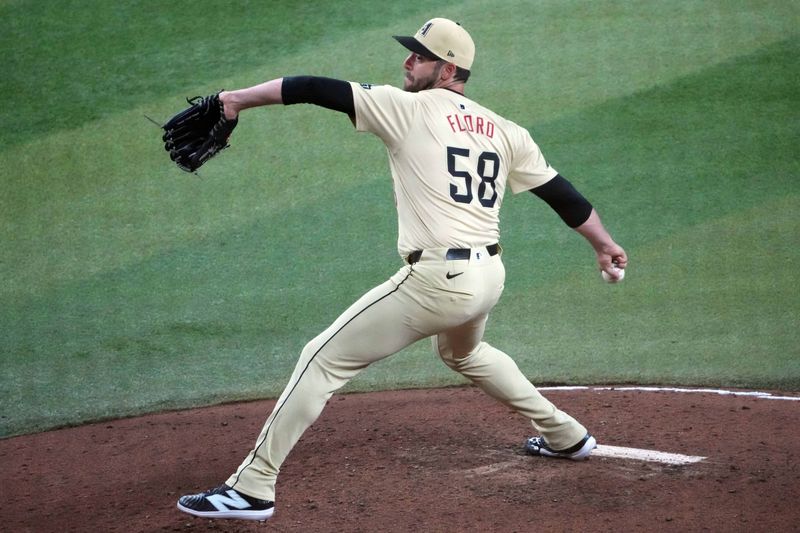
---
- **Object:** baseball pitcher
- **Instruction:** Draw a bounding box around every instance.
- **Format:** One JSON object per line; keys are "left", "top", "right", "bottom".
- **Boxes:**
{"left": 175, "top": 17, "right": 628, "bottom": 521}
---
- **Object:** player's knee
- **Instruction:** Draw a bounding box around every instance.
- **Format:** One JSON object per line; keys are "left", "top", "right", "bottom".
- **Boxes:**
{"left": 300, "top": 339, "right": 316, "bottom": 359}
{"left": 299, "top": 337, "right": 328, "bottom": 367}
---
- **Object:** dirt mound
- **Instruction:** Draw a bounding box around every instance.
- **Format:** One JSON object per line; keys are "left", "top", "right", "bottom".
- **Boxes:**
{"left": 2, "top": 386, "right": 797, "bottom": 532}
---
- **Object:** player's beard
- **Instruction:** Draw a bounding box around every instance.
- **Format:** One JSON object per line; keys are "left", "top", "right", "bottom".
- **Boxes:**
{"left": 404, "top": 63, "right": 444, "bottom": 93}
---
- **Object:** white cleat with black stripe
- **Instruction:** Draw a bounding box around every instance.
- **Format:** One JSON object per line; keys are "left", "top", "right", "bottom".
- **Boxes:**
{"left": 525, "top": 433, "right": 597, "bottom": 461}
{"left": 177, "top": 484, "right": 275, "bottom": 521}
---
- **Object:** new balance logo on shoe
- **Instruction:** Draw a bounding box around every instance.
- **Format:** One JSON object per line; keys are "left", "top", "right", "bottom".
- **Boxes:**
{"left": 177, "top": 484, "right": 275, "bottom": 521}
{"left": 207, "top": 489, "right": 253, "bottom": 512}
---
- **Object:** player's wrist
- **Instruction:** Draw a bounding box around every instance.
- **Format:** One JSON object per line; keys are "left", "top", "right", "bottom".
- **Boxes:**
{"left": 218, "top": 91, "right": 240, "bottom": 120}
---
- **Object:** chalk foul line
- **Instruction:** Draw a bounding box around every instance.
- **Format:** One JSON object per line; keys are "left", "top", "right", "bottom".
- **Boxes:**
{"left": 540, "top": 385, "right": 800, "bottom": 401}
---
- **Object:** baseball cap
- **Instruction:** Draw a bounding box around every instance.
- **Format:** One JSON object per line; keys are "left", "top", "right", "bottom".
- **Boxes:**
{"left": 393, "top": 18, "right": 475, "bottom": 71}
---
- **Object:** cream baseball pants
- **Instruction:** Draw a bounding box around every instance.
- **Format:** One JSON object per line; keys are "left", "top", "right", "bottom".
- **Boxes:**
{"left": 226, "top": 246, "right": 587, "bottom": 500}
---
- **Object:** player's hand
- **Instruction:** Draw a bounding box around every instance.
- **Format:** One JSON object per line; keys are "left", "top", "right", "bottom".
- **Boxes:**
{"left": 596, "top": 243, "right": 627, "bottom": 280}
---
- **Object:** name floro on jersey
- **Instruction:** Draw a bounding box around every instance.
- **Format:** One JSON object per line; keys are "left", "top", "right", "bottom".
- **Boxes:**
{"left": 445, "top": 112, "right": 495, "bottom": 138}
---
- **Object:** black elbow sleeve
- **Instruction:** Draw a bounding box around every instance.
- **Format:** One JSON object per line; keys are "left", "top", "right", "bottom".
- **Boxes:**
{"left": 530, "top": 174, "right": 593, "bottom": 227}
{"left": 281, "top": 76, "right": 355, "bottom": 116}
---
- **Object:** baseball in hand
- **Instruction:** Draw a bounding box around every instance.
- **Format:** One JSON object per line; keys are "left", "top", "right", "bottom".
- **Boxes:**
{"left": 601, "top": 266, "right": 625, "bottom": 283}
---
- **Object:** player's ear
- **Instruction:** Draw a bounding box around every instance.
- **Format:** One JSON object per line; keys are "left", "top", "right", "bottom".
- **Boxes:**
{"left": 441, "top": 62, "right": 457, "bottom": 81}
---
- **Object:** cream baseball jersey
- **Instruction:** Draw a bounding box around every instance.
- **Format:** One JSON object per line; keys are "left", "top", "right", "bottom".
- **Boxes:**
{"left": 350, "top": 82, "right": 558, "bottom": 255}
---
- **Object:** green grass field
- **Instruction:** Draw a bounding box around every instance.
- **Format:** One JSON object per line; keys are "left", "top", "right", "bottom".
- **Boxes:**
{"left": 2, "top": 0, "right": 798, "bottom": 437}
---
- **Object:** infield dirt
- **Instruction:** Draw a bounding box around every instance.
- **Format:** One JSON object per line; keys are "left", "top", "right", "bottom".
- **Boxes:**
{"left": 2, "top": 386, "right": 797, "bottom": 532}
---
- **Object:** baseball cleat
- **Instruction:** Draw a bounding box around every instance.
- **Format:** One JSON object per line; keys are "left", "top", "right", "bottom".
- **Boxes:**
{"left": 525, "top": 433, "right": 597, "bottom": 460}
{"left": 177, "top": 484, "right": 275, "bottom": 521}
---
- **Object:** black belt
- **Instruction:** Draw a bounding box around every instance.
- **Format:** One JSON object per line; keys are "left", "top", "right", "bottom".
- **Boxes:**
{"left": 406, "top": 243, "right": 500, "bottom": 265}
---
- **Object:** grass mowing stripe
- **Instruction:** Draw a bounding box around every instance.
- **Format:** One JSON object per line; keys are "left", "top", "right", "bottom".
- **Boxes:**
{"left": 0, "top": 0, "right": 457, "bottom": 147}
{"left": 501, "top": 36, "right": 799, "bottom": 278}
{"left": 466, "top": 0, "right": 799, "bottom": 121}
{"left": 0, "top": 103, "right": 389, "bottom": 299}
{"left": 2, "top": 1, "right": 796, "bottom": 147}
{"left": 503, "top": 36, "right": 800, "bottom": 244}
{"left": 0, "top": 176, "right": 401, "bottom": 436}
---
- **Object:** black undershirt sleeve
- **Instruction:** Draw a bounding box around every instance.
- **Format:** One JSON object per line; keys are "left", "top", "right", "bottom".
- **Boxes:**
{"left": 530, "top": 174, "right": 593, "bottom": 228}
{"left": 281, "top": 76, "right": 355, "bottom": 117}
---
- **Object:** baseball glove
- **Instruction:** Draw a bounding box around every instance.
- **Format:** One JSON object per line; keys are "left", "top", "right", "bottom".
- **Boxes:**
{"left": 162, "top": 93, "right": 238, "bottom": 172}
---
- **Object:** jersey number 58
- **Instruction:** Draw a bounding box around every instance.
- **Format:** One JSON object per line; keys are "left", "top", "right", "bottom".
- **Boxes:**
{"left": 447, "top": 146, "right": 500, "bottom": 208}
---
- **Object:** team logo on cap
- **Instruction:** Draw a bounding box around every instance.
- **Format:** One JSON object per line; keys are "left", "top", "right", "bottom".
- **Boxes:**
{"left": 419, "top": 22, "right": 433, "bottom": 36}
